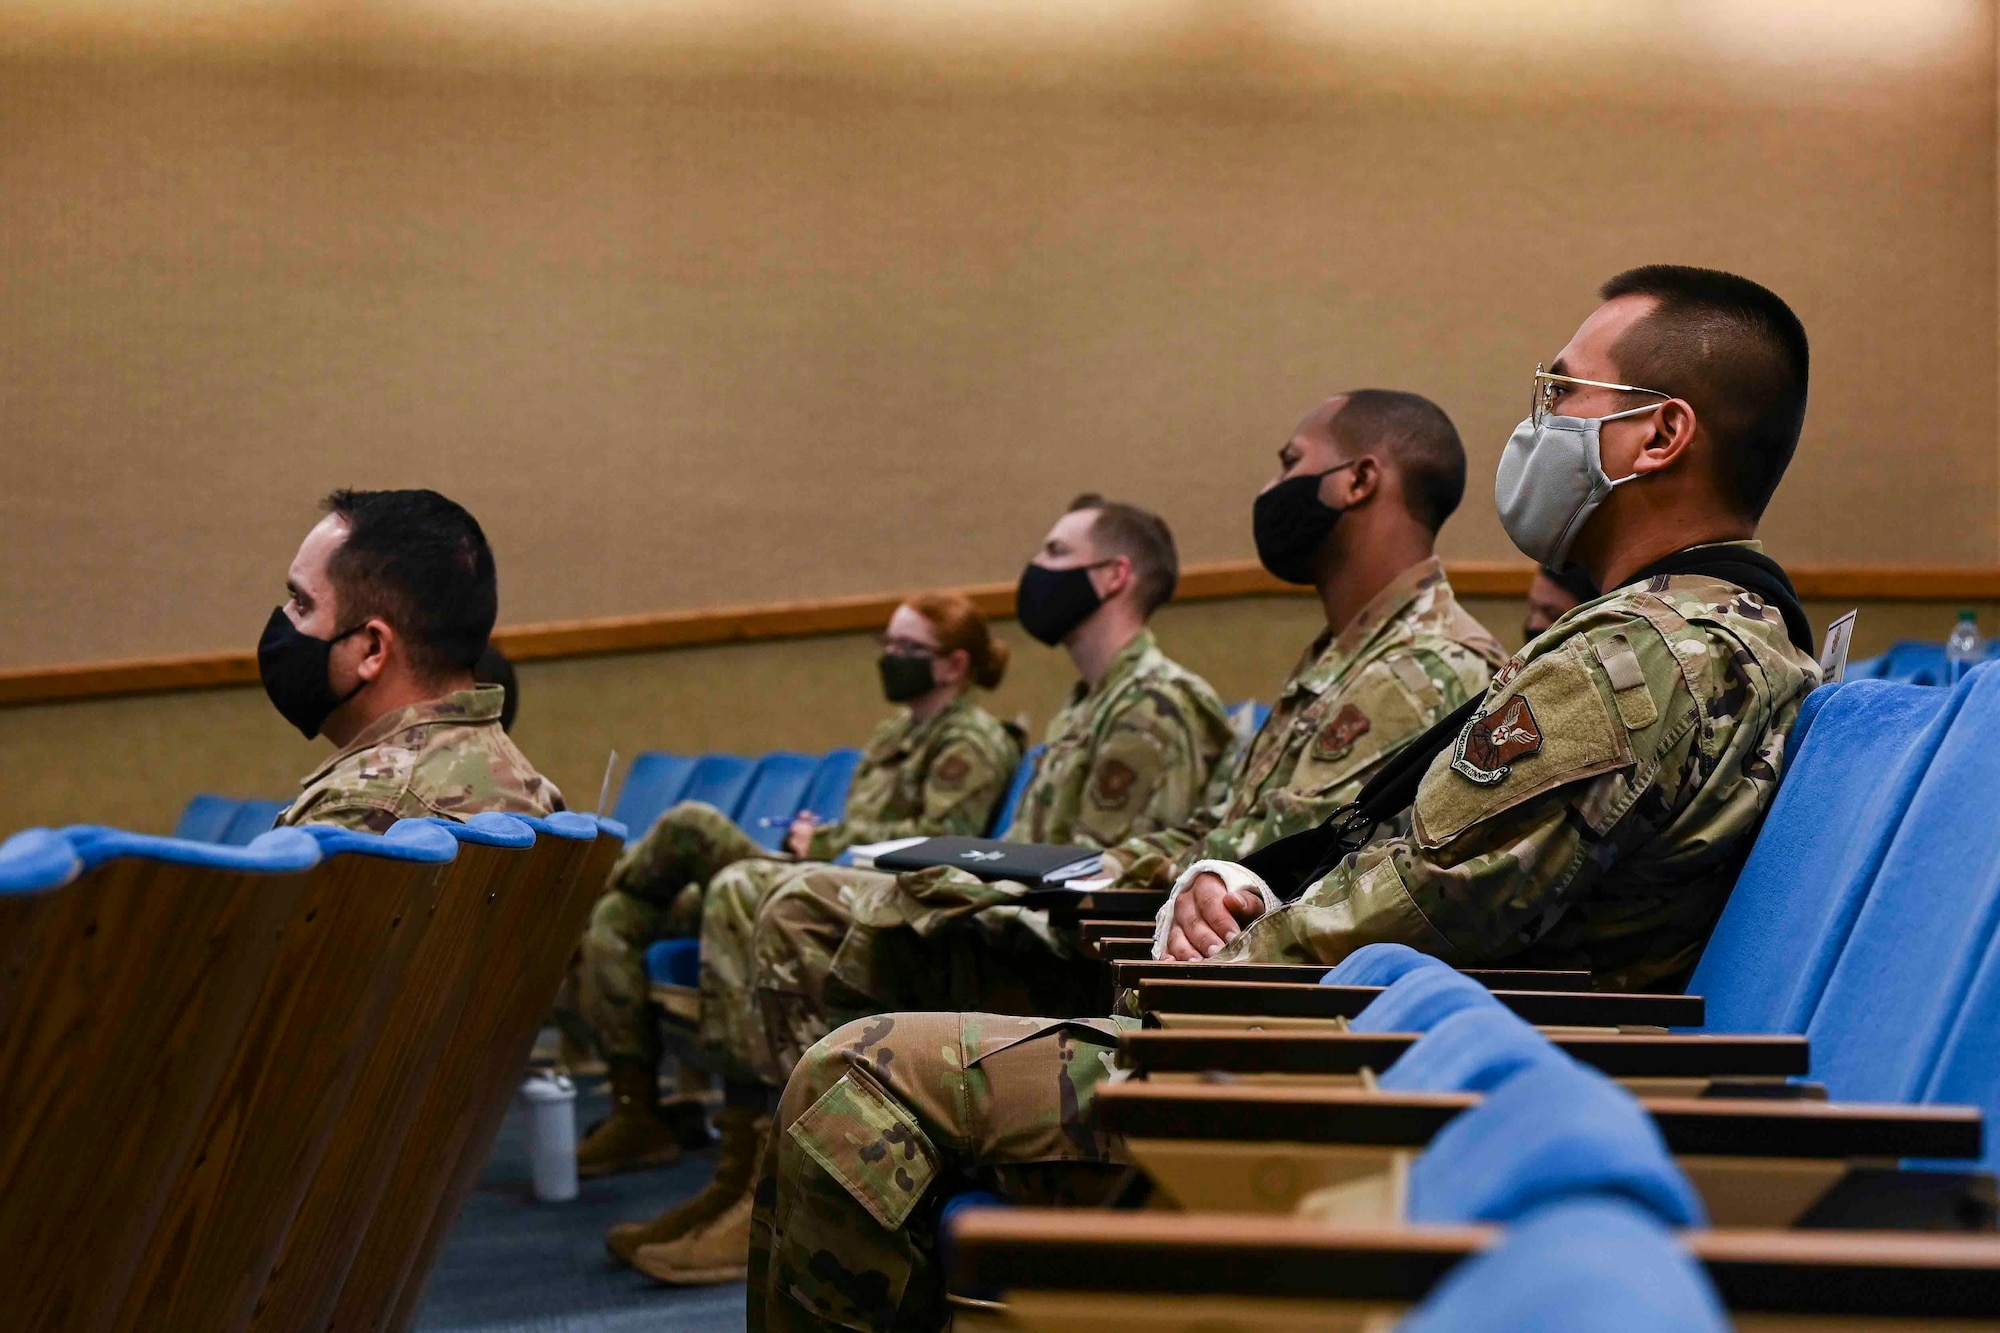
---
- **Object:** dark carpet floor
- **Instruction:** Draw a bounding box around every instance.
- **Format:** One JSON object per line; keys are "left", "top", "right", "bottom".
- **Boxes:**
{"left": 411, "top": 1079, "right": 746, "bottom": 1333}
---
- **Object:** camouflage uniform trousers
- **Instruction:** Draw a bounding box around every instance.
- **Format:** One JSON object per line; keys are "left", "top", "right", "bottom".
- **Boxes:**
{"left": 570, "top": 799, "right": 768, "bottom": 1066}
{"left": 747, "top": 1011, "right": 1138, "bottom": 1333}
{"left": 745, "top": 867, "right": 1109, "bottom": 1089}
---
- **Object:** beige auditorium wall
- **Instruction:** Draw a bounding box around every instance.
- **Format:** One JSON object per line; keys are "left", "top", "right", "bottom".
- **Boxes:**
{"left": 1, "top": 3, "right": 1996, "bottom": 675}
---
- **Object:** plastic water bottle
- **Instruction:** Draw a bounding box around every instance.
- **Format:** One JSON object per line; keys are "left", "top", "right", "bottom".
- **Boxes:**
{"left": 1945, "top": 610, "right": 1983, "bottom": 684}
{"left": 519, "top": 1072, "right": 579, "bottom": 1203}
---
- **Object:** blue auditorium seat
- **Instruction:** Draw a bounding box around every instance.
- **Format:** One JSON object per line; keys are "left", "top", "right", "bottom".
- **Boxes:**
{"left": 801, "top": 747, "right": 863, "bottom": 823}
{"left": 645, "top": 937, "right": 701, "bottom": 987}
{"left": 0, "top": 828, "right": 83, "bottom": 894}
{"left": 1398, "top": 1197, "right": 1728, "bottom": 1333}
{"left": 989, "top": 745, "right": 1044, "bottom": 836}
{"left": 1379, "top": 1004, "right": 1560, "bottom": 1095}
{"left": 62, "top": 823, "right": 323, "bottom": 872}
{"left": 1322, "top": 942, "right": 1451, "bottom": 989}
{"left": 1406, "top": 1058, "right": 1705, "bottom": 1228}
{"left": 1798, "top": 663, "right": 2000, "bottom": 1110}
{"left": 217, "top": 798, "right": 287, "bottom": 846}
{"left": 1348, "top": 965, "right": 1501, "bottom": 1035}
{"left": 609, "top": 752, "right": 698, "bottom": 838}
{"left": 676, "top": 754, "right": 761, "bottom": 822}
{"left": 734, "top": 751, "right": 824, "bottom": 851}
{"left": 1685, "top": 678, "right": 1954, "bottom": 1034}
{"left": 171, "top": 794, "right": 243, "bottom": 843}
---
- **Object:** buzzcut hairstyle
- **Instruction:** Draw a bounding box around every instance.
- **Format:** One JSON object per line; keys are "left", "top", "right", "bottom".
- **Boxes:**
{"left": 1066, "top": 493, "right": 1179, "bottom": 616}
{"left": 1598, "top": 265, "right": 1810, "bottom": 519}
{"left": 1327, "top": 389, "right": 1466, "bottom": 533}
{"left": 322, "top": 488, "right": 498, "bottom": 682}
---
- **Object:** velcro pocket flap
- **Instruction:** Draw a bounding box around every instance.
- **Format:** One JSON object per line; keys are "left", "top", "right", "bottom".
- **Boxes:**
{"left": 1594, "top": 633, "right": 1659, "bottom": 730}
{"left": 1412, "top": 639, "right": 1632, "bottom": 849}
{"left": 789, "top": 1067, "right": 940, "bottom": 1229}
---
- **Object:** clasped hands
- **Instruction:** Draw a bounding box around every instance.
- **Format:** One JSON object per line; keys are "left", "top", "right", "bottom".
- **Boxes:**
{"left": 1162, "top": 870, "right": 1268, "bottom": 961}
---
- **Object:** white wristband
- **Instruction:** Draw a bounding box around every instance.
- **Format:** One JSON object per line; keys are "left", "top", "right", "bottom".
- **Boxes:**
{"left": 1151, "top": 858, "right": 1283, "bottom": 960}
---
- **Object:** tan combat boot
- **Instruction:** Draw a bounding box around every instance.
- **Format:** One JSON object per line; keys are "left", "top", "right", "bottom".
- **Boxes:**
{"left": 630, "top": 1188, "right": 754, "bottom": 1285}
{"left": 575, "top": 1062, "right": 683, "bottom": 1179}
{"left": 607, "top": 1105, "right": 767, "bottom": 1265}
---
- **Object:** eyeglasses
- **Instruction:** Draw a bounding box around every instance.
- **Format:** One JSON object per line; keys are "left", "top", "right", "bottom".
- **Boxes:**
{"left": 877, "top": 635, "right": 939, "bottom": 658}
{"left": 1532, "top": 363, "right": 1672, "bottom": 428}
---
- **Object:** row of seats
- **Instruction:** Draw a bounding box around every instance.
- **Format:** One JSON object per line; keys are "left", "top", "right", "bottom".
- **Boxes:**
{"left": 1848, "top": 635, "right": 2000, "bottom": 685}
{"left": 941, "top": 661, "right": 2000, "bottom": 1327}
{"left": 0, "top": 810, "right": 623, "bottom": 1333}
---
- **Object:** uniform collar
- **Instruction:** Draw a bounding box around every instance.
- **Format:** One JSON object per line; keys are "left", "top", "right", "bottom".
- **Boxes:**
{"left": 1295, "top": 556, "right": 1449, "bottom": 695}
{"left": 884, "top": 695, "right": 969, "bottom": 755}
{"left": 296, "top": 685, "right": 501, "bottom": 790}
{"left": 1070, "top": 627, "right": 1157, "bottom": 709}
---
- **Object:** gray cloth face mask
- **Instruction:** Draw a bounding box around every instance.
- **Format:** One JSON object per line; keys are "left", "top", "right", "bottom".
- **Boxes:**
{"left": 1494, "top": 404, "right": 1656, "bottom": 569}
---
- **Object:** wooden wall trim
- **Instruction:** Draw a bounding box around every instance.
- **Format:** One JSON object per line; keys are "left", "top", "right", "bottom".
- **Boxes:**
{"left": 4, "top": 561, "right": 1998, "bottom": 708}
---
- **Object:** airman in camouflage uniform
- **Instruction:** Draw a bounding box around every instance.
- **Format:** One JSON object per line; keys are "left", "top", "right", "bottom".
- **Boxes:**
{"left": 733, "top": 626, "right": 1232, "bottom": 1082}
{"left": 278, "top": 684, "right": 561, "bottom": 832}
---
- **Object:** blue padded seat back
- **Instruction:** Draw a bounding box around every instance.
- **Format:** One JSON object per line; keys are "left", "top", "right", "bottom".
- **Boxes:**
{"left": 592, "top": 814, "right": 628, "bottom": 841}
{"left": 218, "top": 799, "right": 288, "bottom": 846}
{"left": 735, "top": 751, "right": 825, "bottom": 851}
{"left": 1806, "top": 662, "right": 2000, "bottom": 1105}
{"left": 1398, "top": 1197, "right": 1727, "bottom": 1333}
{"left": 1322, "top": 943, "right": 1449, "bottom": 989}
{"left": 1686, "top": 677, "right": 1954, "bottom": 1033}
{"left": 802, "top": 748, "right": 864, "bottom": 824}
{"left": 420, "top": 812, "right": 538, "bottom": 847}
{"left": 298, "top": 820, "right": 460, "bottom": 861}
{"left": 172, "top": 794, "right": 242, "bottom": 843}
{"left": 990, "top": 745, "right": 1045, "bottom": 837}
{"left": 1381, "top": 1005, "right": 1562, "bottom": 1095}
{"left": 610, "top": 752, "right": 698, "bottom": 837}
{"left": 60, "top": 824, "right": 323, "bottom": 873}
{"left": 0, "top": 829, "right": 82, "bottom": 894}
{"left": 1408, "top": 1058, "right": 1705, "bottom": 1228}
{"left": 645, "top": 937, "right": 701, "bottom": 987}
{"left": 677, "top": 754, "right": 762, "bottom": 822}
{"left": 509, "top": 811, "right": 600, "bottom": 841}
{"left": 1350, "top": 966, "right": 1500, "bottom": 1035}
{"left": 1880, "top": 640, "right": 1948, "bottom": 685}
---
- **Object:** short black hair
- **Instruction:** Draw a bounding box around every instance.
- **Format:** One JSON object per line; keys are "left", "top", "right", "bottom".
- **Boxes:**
{"left": 473, "top": 643, "right": 519, "bottom": 732}
{"left": 1326, "top": 389, "right": 1466, "bottom": 532}
{"left": 1067, "top": 493, "right": 1179, "bottom": 616}
{"left": 1598, "top": 265, "right": 1810, "bottom": 519}
{"left": 322, "top": 488, "right": 497, "bottom": 681}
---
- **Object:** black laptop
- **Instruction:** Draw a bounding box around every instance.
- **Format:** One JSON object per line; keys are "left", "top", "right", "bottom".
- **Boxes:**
{"left": 869, "top": 836, "right": 1104, "bottom": 886}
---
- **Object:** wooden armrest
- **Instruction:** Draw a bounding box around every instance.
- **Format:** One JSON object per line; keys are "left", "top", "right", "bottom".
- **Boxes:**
{"left": 1025, "top": 887, "right": 1166, "bottom": 918}
{"left": 1119, "top": 1030, "right": 1811, "bottom": 1079}
{"left": 950, "top": 1209, "right": 2000, "bottom": 1318}
{"left": 1091, "top": 1082, "right": 1983, "bottom": 1160}
{"left": 1112, "top": 961, "right": 1594, "bottom": 992}
{"left": 1135, "top": 978, "right": 1703, "bottom": 1027}
{"left": 1095, "top": 939, "right": 1152, "bottom": 962}
{"left": 1079, "top": 919, "right": 1156, "bottom": 945}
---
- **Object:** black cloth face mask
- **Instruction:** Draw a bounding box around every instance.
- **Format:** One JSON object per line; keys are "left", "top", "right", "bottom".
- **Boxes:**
{"left": 1253, "top": 462, "right": 1356, "bottom": 585}
{"left": 258, "top": 606, "right": 368, "bottom": 739}
{"left": 1015, "top": 561, "right": 1109, "bottom": 646}
{"left": 877, "top": 652, "right": 937, "bottom": 704}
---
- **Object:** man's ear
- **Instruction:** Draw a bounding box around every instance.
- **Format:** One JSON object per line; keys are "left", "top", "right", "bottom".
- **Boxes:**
{"left": 1092, "top": 554, "right": 1135, "bottom": 602}
{"left": 1630, "top": 400, "right": 1698, "bottom": 476}
{"left": 1326, "top": 456, "right": 1381, "bottom": 508}
{"left": 352, "top": 618, "right": 396, "bottom": 682}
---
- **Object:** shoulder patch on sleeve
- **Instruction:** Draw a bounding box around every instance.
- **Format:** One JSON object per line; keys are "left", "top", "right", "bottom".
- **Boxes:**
{"left": 1413, "top": 637, "right": 1633, "bottom": 849}
{"left": 932, "top": 752, "right": 972, "bottom": 790}
{"left": 1093, "top": 757, "right": 1139, "bottom": 808}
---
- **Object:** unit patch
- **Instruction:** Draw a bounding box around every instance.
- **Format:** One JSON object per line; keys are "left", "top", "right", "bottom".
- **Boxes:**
{"left": 1312, "top": 704, "right": 1373, "bottom": 761}
{"left": 1093, "top": 758, "right": 1138, "bottom": 808}
{"left": 932, "top": 753, "right": 972, "bottom": 789}
{"left": 1451, "top": 695, "right": 1544, "bottom": 786}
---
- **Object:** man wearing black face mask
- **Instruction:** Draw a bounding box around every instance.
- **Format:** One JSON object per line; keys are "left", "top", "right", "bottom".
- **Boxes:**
{"left": 269, "top": 488, "right": 561, "bottom": 832}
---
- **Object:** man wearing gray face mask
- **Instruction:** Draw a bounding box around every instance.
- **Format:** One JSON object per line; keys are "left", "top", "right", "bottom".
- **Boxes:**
{"left": 1161, "top": 264, "right": 1823, "bottom": 991}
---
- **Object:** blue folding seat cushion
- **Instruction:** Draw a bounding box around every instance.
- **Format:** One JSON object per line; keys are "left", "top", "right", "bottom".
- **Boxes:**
{"left": 677, "top": 754, "right": 762, "bottom": 822}
{"left": 511, "top": 810, "right": 601, "bottom": 841}
{"left": 1350, "top": 966, "right": 1501, "bottom": 1035}
{"left": 988, "top": 746, "right": 1044, "bottom": 836}
{"left": 1408, "top": 1058, "right": 1705, "bottom": 1228}
{"left": 735, "top": 751, "right": 825, "bottom": 852}
{"left": 0, "top": 829, "right": 82, "bottom": 893}
{"left": 610, "top": 752, "right": 698, "bottom": 837}
{"left": 1398, "top": 1197, "right": 1727, "bottom": 1333}
{"left": 1322, "top": 943, "right": 1449, "bottom": 989}
{"left": 218, "top": 799, "right": 289, "bottom": 846}
{"left": 172, "top": 794, "right": 243, "bottom": 843}
{"left": 1804, "top": 663, "right": 2000, "bottom": 1106}
{"left": 645, "top": 937, "right": 701, "bottom": 987}
{"left": 802, "top": 748, "right": 864, "bottom": 824}
{"left": 592, "top": 814, "right": 629, "bottom": 841}
{"left": 298, "top": 819, "right": 460, "bottom": 861}
{"left": 1381, "top": 1005, "right": 1562, "bottom": 1095}
{"left": 1686, "top": 677, "right": 1953, "bottom": 1034}
{"left": 60, "top": 824, "right": 323, "bottom": 873}
{"left": 1879, "top": 640, "right": 1948, "bottom": 685}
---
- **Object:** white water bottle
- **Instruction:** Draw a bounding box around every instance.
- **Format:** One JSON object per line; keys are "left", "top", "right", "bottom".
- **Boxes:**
{"left": 1945, "top": 610, "right": 1983, "bottom": 684}
{"left": 519, "top": 1073, "right": 579, "bottom": 1203}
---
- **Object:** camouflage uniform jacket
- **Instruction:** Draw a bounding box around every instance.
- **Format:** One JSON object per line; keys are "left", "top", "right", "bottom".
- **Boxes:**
{"left": 1004, "top": 628, "right": 1234, "bottom": 850}
{"left": 1109, "top": 558, "right": 1504, "bottom": 887}
{"left": 1216, "top": 543, "right": 1820, "bottom": 990}
{"left": 277, "top": 685, "right": 563, "bottom": 834}
{"left": 803, "top": 697, "right": 1023, "bottom": 860}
